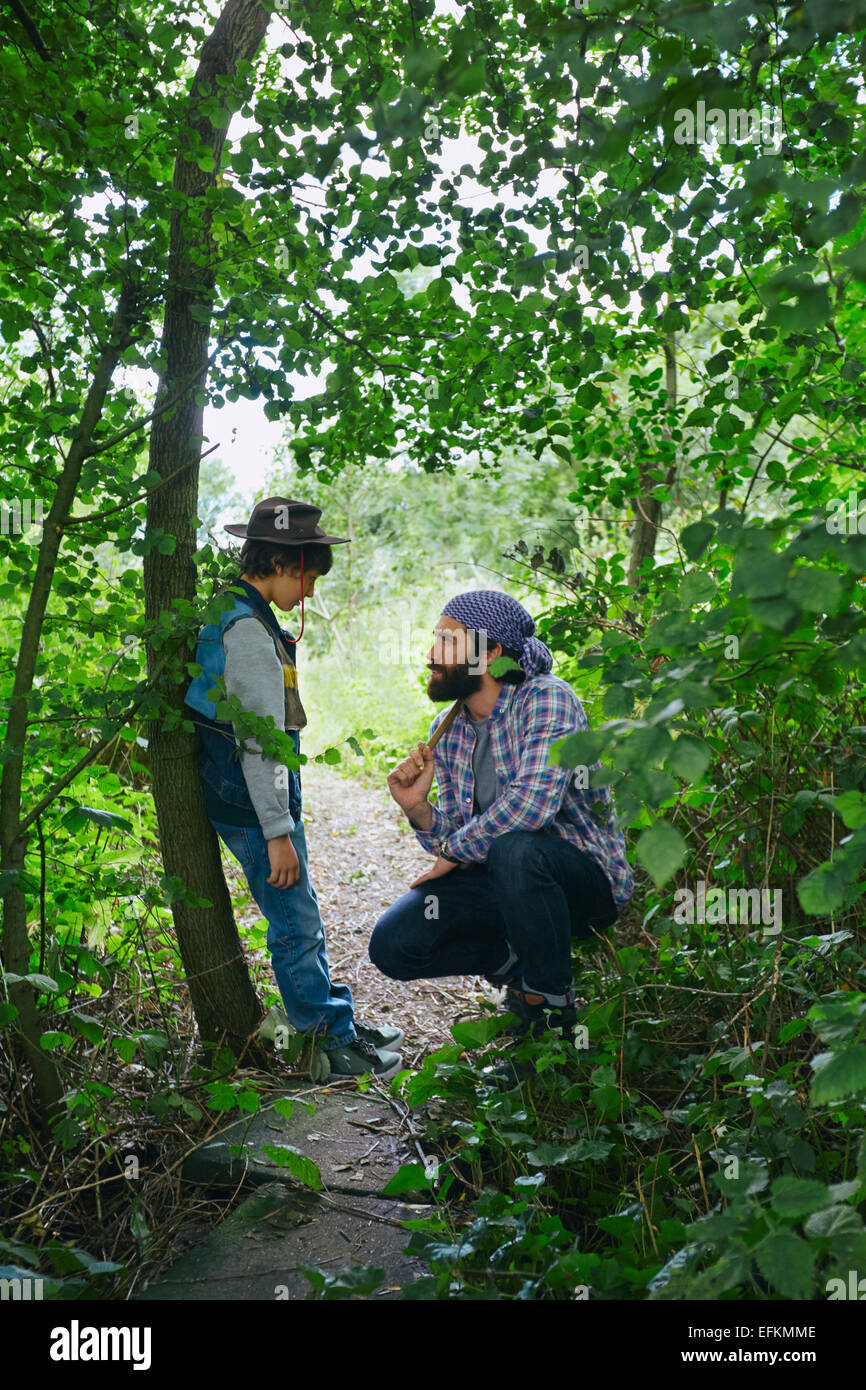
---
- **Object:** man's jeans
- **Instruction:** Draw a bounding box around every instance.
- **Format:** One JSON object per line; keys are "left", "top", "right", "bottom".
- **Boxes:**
{"left": 211, "top": 817, "right": 356, "bottom": 1047}
{"left": 369, "top": 828, "right": 618, "bottom": 1002}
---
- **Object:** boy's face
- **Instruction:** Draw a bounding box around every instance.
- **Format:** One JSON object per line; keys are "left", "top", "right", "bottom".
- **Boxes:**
{"left": 271, "top": 564, "right": 320, "bottom": 612}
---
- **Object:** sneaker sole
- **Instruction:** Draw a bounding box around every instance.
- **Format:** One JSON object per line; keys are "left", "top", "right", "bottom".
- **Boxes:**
{"left": 326, "top": 1053, "right": 405, "bottom": 1081}
{"left": 372, "top": 1053, "right": 403, "bottom": 1081}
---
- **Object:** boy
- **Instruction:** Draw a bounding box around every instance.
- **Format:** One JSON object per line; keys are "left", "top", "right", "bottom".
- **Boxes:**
{"left": 185, "top": 496, "right": 403, "bottom": 1078}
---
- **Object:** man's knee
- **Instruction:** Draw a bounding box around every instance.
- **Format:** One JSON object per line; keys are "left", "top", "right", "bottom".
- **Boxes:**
{"left": 368, "top": 909, "right": 420, "bottom": 982}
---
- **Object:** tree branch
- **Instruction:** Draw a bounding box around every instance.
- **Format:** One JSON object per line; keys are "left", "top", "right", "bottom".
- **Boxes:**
{"left": 66, "top": 443, "right": 219, "bottom": 527}
{"left": 7, "top": 0, "right": 50, "bottom": 61}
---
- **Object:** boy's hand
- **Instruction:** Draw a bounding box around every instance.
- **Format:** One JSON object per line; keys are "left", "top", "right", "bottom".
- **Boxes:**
{"left": 387, "top": 742, "right": 435, "bottom": 814}
{"left": 267, "top": 834, "right": 300, "bottom": 888}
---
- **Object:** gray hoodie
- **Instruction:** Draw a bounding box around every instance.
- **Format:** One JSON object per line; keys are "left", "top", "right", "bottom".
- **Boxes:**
{"left": 222, "top": 616, "right": 298, "bottom": 840}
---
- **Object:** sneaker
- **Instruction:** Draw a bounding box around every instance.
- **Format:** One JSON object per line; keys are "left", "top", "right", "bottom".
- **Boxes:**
{"left": 355, "top": 1019, "right": 405, "bottom": 1051}
{"left": 324, "top": 1035, "right": 403, "bottom": 1081}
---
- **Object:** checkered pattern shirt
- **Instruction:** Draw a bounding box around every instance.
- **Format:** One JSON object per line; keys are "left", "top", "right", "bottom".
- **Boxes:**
{"left": 414, "top": 674, "right": 634, "bottom": 910}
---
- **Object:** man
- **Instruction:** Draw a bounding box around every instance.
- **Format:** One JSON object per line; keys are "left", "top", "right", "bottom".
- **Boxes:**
{"left": 185, "top": 497, "right": 404, "bottom": 1079}
{"left": 369, "top": 589, "right": 633, "bottom": 1042}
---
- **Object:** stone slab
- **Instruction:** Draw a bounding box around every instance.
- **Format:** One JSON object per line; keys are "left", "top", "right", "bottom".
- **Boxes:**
{"left": 137, "top": 1089, "right": 428, "bottom": 1300}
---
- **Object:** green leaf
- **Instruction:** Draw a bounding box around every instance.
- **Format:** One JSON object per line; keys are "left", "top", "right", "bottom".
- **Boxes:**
{"left": 797, "top": 861, "right": 851, "bottom": 915}
{"left": 769, "top": 1176, "right": 833, "bottom": 1219}
{"left": 62, "top": 806, "right": 133, "bottom": 834}
{"left": 112, "top": 1036, "right": 137, "bottom": 1063}
{"left": 552, "top": 729, "right": 606, "bottom": 767}
{"left": 833, "top": 791, "right": 866, "bottom": 829}
{"left": 70, "top": 1013, "right": 104, "bottom": 1044}
{"left": 450, "top": 1016, "right": 510, "bottom": 1048}
{"left": 810, "top": 1046, "right": 866, "bottom": 1104}
{"left": 381, "top": 1162, "right": 435, "bottom": 1195}
{"left": 737, "top": 553, "right": 790, "bottom": 599}
{"left": 715, "top": 1158, "right": 769, "bottom": 1198}
{"left": 666, "top": 734, "right": 711, "bottom": 782}
{"left": 25, "top": 973, "right": 60, "bottom": 993}
{"left": 804, "top": 1204, "right": 864, "bottom": 1240}
{"left": 635, "top": 820, "right": 687, "bottom": 887}
{"left": 788, "top": 568, "right": 844, "bottom": 613}
{"left": 754, "top": 1232, "right": 815, "bottom": 1299}
{"left": 260, "top": 1144, "right": 323, "bottom": 1191}
{"left": 681, "top": 521, "right": 714, "bottom": 561}
{"left": 603, "top": 683, "right": 634, "bottom": 717}
{"left": 489, "top": 656, "right": 522, "bottom": 678}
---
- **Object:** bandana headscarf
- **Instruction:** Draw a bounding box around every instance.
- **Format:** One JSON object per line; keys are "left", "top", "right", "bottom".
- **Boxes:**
{"left": 441, "top": 589, "right": 553, "bottom": 677}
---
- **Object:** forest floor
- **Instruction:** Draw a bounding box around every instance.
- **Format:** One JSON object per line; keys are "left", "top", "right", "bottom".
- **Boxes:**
{"left": 225, "top": 762, "right": 500, "bottom": 1064}
{"left": 137, "top": 766, "right": 492, "bottom": 1298}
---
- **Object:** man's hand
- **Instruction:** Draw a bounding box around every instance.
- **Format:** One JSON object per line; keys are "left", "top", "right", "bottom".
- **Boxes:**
{"left": 410, "top": 855, "right": 459, "bottom": 889}
{"left": 387, "top": 741, "right": 435, "bottom": 821}
{"left": 267, "top": 834, "right": 300, "bottom": 888}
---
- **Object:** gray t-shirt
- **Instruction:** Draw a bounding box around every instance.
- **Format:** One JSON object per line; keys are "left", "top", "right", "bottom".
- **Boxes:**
{"left": 468, "top": 712, "right": 498, "bottom": 815}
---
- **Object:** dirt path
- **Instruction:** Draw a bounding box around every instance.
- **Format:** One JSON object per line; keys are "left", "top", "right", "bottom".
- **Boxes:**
{"left": 225, "top": 764, "right": 495, "bottom": 1066}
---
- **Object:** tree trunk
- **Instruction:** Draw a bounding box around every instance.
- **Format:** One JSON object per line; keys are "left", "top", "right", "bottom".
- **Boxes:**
{"left": 143, "top": 0, "right": 271, "bottom": 1048}
{"left": 1, "top": 283, "right": 140, "bottom": 1119}
{"left": 627, "top": 330, "right": 678, "bottom": 588}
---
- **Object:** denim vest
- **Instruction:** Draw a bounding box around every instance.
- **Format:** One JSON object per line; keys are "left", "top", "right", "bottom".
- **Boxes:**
{"left": 184, "top": 581, "right": 305, "bottom": 823}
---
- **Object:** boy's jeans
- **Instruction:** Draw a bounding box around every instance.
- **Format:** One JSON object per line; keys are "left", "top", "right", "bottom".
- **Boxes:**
{"left": 210, "top": 817, "right": 356, "bottom": 1048}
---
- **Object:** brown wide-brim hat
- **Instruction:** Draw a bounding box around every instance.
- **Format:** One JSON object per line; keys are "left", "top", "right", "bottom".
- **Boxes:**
{"left": 225, "top": 497, "right": 349, "bottom": 546}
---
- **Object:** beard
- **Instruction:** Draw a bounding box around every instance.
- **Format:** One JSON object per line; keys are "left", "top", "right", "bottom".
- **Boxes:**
{"left": 426, "top": 663, "right": 483, "bottom": 702}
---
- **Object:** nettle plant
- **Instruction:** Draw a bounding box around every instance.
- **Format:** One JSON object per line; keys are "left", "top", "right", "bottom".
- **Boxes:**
{"left": 542, "top": 505, "right": 866, "bottom": 926}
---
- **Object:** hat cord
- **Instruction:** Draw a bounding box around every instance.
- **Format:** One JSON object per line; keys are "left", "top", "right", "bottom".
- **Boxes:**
{"left": 294, "top": 550, "right": 304, "bottom": 642}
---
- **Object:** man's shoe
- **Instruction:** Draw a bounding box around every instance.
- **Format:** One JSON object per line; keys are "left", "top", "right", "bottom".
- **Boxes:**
{"left": 484, "top": 946, "right": 521, "bottom": 988}
{"left": 355, "top": 1019, "right": 405, "bottom": 1051}
{"left": 324, "top": 1036, "right": 403, "bottom": 1081}
{"left": 503, "top": 985, "right": 578, "bottom": 1044}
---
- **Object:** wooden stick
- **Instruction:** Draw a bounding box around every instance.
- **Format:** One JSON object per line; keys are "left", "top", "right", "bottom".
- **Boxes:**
{"left": 427, "top": 699, "right": 462, "bottom": 749}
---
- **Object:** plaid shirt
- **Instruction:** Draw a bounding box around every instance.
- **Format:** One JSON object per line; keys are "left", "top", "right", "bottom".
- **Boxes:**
{"left": 415, "top": 674, "right": 634, "bottom": 910}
